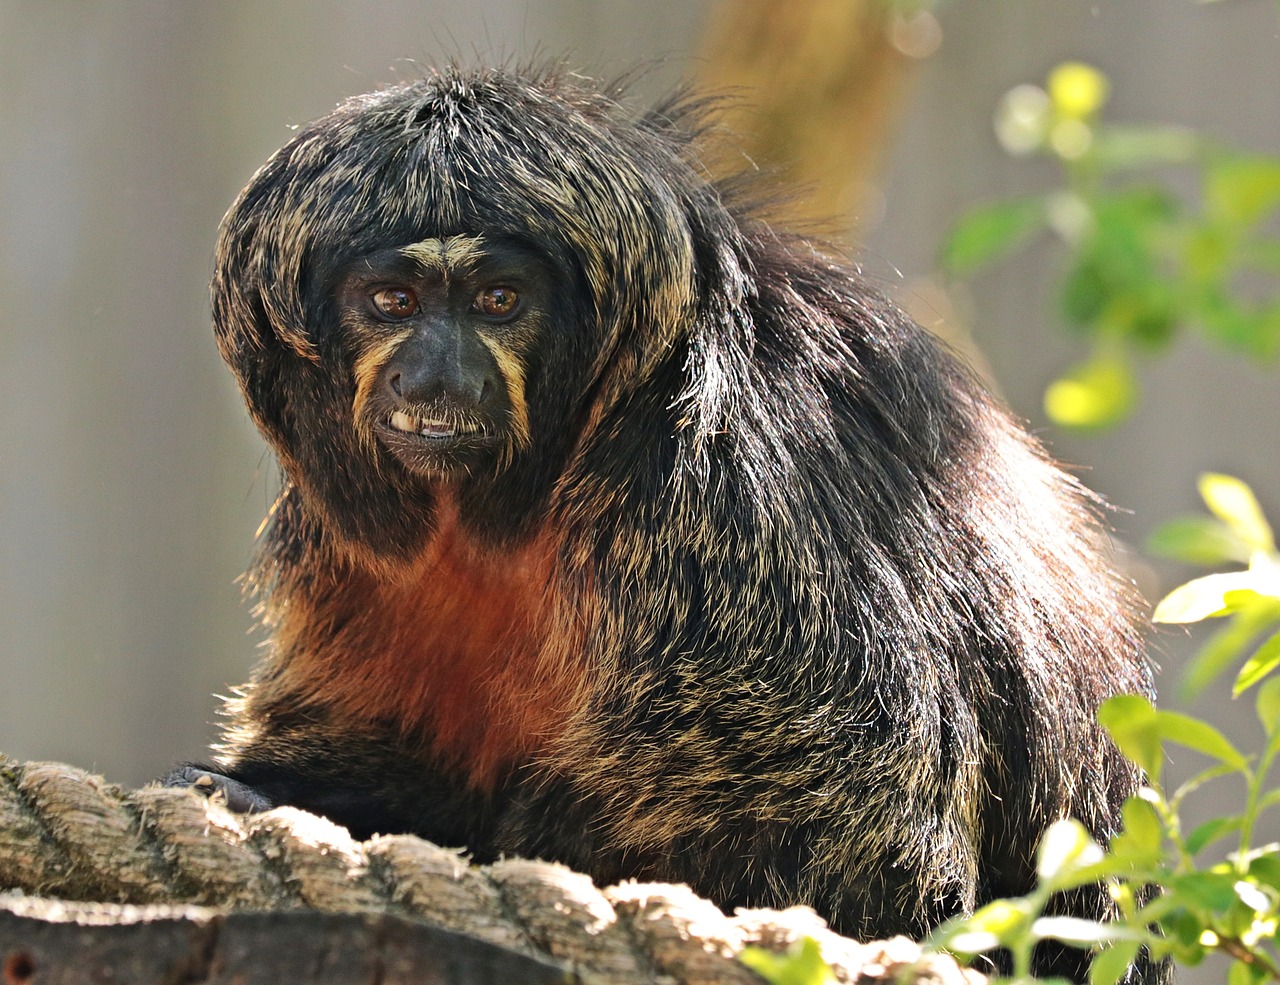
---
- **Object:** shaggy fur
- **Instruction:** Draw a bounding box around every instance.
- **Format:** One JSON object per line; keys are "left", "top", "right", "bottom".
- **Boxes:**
{"left": 172, "top": 66, "right": 1158, "bottom": 981}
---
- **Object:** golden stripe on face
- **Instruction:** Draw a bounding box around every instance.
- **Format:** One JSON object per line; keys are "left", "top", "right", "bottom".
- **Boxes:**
{"left": 352, "top": 328, "right": 415, "bottom": 436}
{"left": 477, "top": 332, "right": 531, "bottom": 456}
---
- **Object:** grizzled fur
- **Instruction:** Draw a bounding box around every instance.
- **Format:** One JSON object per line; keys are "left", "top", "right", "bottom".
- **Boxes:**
{"left": 178, "top": 66, "right": 1157, "bottom": 981}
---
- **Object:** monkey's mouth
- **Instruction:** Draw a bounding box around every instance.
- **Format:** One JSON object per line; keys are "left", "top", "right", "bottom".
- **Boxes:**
{"left": 388, "top": 410, "right": 484, "bottom": 441}
{"left": 374, "top": 405, "right": 500, "bottom": 476}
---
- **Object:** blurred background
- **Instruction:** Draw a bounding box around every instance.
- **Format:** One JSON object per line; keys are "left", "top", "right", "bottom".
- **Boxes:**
{"left": 1, "top": 0, "right": 1277, "bottom": 904}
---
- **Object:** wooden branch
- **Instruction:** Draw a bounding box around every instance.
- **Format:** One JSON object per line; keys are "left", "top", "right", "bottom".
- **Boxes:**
{"left": 0, "top": 756, "right": 981, "bottom": 984}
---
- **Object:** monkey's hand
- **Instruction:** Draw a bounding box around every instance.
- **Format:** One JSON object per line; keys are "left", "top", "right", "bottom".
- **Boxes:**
{"left": 163, "top": 764, "right": 274, "bottom": 814}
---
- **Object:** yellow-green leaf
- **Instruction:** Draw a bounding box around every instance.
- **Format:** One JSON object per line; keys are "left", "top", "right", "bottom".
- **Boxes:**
{"left": 1091, "top": 941, "right": 1143, "bottom": 985}
{"left": 1206, "top": 154, "right": 1280, "bottom": 227}
{"left": 1038, "top": 818, "right": 1104, "bottom": 881}
{"left": 1185, "top": 815, "right": 1243, "bottom": 857}
{"left": 1237, "top": 631, "right": 1280, "bottom": 697}
{"left": 941, "top": 197, "right": 1048, "bottom": 275}
{"left": 1147, "top": 515, "right": 1253, "bottom": 566}
{"left": 968, "top": 899, "right": 1033, "bottom": 936}
{"left": 1152, "top": 709, "right": 1246, "bottom": 768}
{"left": 1198, "top": 474, "right": 1274, "bottom": 552}
{"left": 1153, "top": 572, "right": 1267, "bottom": 624}
{"left": 1180, "top": 600, "right": 1280, "bottom": 698}
{"left": 1098, "top": 694, "right": 1162, "bottom": 776}
{"left": 1108, "top": 796, "right": 1165, "bottom": 867}
{"left": 1044, "top": 355, "right": 1137, "bottom": 430}
{"left": 739, "top": 938, "right": 835, "bottom": 985}
{"left": 1168, "top": 870, "right": 1241, "bottom": 911}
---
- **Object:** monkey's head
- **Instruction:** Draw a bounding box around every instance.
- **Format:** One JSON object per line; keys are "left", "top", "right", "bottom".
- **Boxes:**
{"left": 213, "top": 68, "right": 747, "bottom": 562}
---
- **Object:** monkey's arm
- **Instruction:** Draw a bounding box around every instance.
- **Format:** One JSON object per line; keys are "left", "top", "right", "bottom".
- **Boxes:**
{"left": 163, "top": 725, "right": 503, "bottom": 848}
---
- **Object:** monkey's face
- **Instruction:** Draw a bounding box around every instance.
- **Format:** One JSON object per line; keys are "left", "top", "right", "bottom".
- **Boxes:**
{"left": 212, "top": 68, "right": 717, "bottom": 553}
{"left": 339, "top": 234, "right": 544, "bottom": 478}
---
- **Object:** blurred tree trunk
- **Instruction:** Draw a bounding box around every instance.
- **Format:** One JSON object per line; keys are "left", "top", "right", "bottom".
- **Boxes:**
{"left": 696, "top": 0, "right": 936, "bottom": 231}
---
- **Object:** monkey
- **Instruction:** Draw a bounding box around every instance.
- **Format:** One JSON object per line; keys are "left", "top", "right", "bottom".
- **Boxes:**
{"left": 168, "top": 65, "right": 1160, "bottom": 982}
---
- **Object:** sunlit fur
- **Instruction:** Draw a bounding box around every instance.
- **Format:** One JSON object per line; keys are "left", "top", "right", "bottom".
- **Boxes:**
{"left": 200, "top": 65, "right": 1160, "bottom": 983}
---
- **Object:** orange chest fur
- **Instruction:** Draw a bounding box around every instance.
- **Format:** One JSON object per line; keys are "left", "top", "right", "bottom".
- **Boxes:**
{"left": 288, "top": 513, "right": 588, "bottom": 791}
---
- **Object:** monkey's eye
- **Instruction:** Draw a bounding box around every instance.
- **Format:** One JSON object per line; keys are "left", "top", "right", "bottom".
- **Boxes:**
{"left": 370, "top": 287, "right": 420, "bottom": 320}
{"left": 474, "top": 286, "right": 520, "bottom": 321}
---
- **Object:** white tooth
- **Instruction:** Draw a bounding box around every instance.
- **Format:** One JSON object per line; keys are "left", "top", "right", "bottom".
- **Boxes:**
{"left": 390, "top": 411, "right": 417, "bottom": 432}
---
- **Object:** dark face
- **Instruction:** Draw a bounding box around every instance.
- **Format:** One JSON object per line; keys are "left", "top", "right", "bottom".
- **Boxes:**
{"left": 336, "top": 234, "right": 550, "bottom": 479}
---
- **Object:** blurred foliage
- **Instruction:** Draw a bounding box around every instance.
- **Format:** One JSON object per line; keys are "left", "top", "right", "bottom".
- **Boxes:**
{"left": 740, "top": 938, "right": 837, "bottom": 985}
{"left": 940, "top": 61, "right": 1280, "bottom": 430}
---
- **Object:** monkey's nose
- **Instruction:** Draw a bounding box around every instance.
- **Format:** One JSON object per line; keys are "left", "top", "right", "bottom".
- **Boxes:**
{"left": 384, "top": 361, "right": 493, "bottom": 411}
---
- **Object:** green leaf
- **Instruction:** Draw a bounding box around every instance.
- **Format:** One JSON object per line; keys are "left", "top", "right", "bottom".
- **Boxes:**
{"left": 941, "top": 197, "right": 1048, "bottom": 275}
{"left": 1185, "top": 815, "right": 1244, "bottom": 856}
{"left": 1147, "top": 515, "right": 1254, "bottom": 566}
{"left": 1121, "top": 795, "right": 1164, "bottom": 852}
{"left": 1153, "top": 572, "right": 1270, "bottom": 624}
{"left": 1168, "top": 870, "right": 1242, "bottom": 912}
{"left": 1185, "top": 226, "right": 1232, "bottom": 284}
{"left": 1160, "top": 906, "right": 1210, "bottom": 948}
{"left": 1194, "top": 291, "right": 1280, "bottom": 361}
{"left": 1090, "top": 941, "right": 1143, "bottom": 985}
{"left": 1237, "top": 631, "right": 1280, "bottom": 696}
{"left": 1152, "top": 709, "right": 1247, "bottom": 769}
{"left": 1245, "top": 855, "right": 1280, "bottom": 892}
{"left": 1256, "top": 699, "right": 1280, "bottom": 781}
{"left": 1101, "top": 286, "right": 1179, "bottom": 349}
{"left": 1096, "top": 189, "right": 1180, "bottom": 275}
{"left": 1062, "top": 256, "right": 1109, "bottom": 327}
{"left": 1044, "top": 354, "right": 1137, "bottom": 430}
{"left": 1181, "top": 601, "right": 1280, "bottom": 698}
{"left": 1199, "top": 474, "right": 1275, "bottom": 553}
{"left": 1107, "top": 795, "right": 1166, "bottom": 869}
{"left": 1038, "top": 818, "right": 1104, "bottom": 881}
{"left": 969, "top": 898, "right": 1033, "bottom": 937}
{"left": 1098, "top": 695, "right": 1162, "bottom": 776}
{"left": 1059, "top": 191, "right": 1177, "bottom": 330}
{"left": 1207, "top": 154, "right": 1280, "bottom": 228}
{"left": 1239, "top": 302, "right": 1280, "bottom": 361}
{"left": 739, "top": 938, "right": 835, "bottom": 985}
